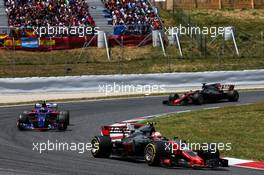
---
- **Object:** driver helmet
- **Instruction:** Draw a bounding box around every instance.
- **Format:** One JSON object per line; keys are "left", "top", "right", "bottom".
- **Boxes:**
{"left": 39, "top": 107, "right": 47, "bottom": 113}
{"left": 216, "top": 83, "right": 222, "bottom": 90}
{"left": 151, "top": 132, "right": 162, "bottom": 139}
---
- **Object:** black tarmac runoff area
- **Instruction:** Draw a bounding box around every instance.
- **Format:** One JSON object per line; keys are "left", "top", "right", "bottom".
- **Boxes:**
{"left": 0, "top": 91, "right": 264, "bottom": 175}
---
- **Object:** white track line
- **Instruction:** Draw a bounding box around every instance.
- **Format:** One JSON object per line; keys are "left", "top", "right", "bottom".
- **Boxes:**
{"left": 225, "top": 157, "right": 254, "bottom": 165}
{"left": 203, "top": 107, "right": 220, "bottom": 110}
{"left": 0, "top": 168, "right": 59, "bottom": 175}
{"left": 0, "top": 95, "right": 165, "bottom": 108}
{"left": 233, "top": 165, "right": 264, "bottom": 171}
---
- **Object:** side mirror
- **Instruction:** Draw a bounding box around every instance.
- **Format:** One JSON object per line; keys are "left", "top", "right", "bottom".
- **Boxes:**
{"left": 35, "top": 103, "right": 41, "bottom": 108}
{"left": 52, "top": 103, "right": 58, "bottom": 108}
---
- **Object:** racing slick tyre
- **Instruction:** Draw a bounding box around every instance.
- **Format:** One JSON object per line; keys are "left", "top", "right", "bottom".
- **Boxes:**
{"left": 57, "top": 113, "right": 67, "bottom": 131}
{"left": 227, "top": 90, "right": 239, "bottom": 102}
{"left": 61, "top": 111, "right": 70, "bottom": 125}
{"left": 196, "top": 143, "right": 220, "bottom": 168}
{"left": 144, "top": 141, "right": 167, "bottom": 166}
{"left": 169, "top": 94, "right": 179, "bottom": 101}
{"left": 192, "top": 93, "right": 204, "bottom": 105}
{"left": 91, "top": 136, "right": 112, "bottom": 158}
{"left": 17, "top": 113, "right": 29, "bottom": 130}
{"left": 65, "top": 111, "right": 70, "bottom": 125}
{"left": 163, "top": 94, "right": 180, "bottom": 105}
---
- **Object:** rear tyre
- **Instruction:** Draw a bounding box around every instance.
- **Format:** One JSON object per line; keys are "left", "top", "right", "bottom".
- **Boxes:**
{"left": 227, "top": 90, "right": 239, "bottom": 102}
{"left": 144, "top": 141, "right": 167, "bottom": 166}
{"left": 57, "top": 113, "right": 67, "bottom": 131}
{"left": 192, "top": 93, "right": 204, "bottom": 105}
{"left": 91, "top": 136, "right": 112, "bottom": 158}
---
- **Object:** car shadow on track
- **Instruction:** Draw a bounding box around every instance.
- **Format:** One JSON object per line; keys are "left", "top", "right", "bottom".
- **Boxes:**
{"left": 164, "top": 166, "right": 230, "bottom": 172}
{"left": 106, "top": 157, "right": 230, "bottom": 172}
{"left": 163, "top": 99, "right": 239, "bottom": 107}
{"left": 110, "top": 156, "right": 145, "bottom": 164}
{"left": 16, "top": 128, "right": 73, "bottom": 132}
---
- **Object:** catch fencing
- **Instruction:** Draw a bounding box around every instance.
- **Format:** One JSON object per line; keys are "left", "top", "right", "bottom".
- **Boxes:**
{"left": 154, "top": 0, "right": 264, "bottom": 10}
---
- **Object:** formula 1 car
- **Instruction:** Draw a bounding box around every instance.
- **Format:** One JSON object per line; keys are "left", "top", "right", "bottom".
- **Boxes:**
{"left": 163, "top": 83, "right": 239, "bottom": 106}
{"left": 91, "top": 122, "right": 228, "bottom": 168}
{"left": 16, "top": 101, "right": 70, "bottom": 131}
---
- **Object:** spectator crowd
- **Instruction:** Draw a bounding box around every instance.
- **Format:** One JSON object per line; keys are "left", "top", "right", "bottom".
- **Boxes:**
{"left": 4, "top": 0, "right": 95, "bottom": 28}
{"left": 105, "top": 0, "right": 162, "bottom": 35}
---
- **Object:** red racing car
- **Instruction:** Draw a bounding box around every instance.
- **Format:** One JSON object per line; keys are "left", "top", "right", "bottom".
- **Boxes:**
{"left": 91, "top": 122, "right": 228, "bottom": 168}
{"left": 163, "top": 83, "right": 239, "bottom": 106}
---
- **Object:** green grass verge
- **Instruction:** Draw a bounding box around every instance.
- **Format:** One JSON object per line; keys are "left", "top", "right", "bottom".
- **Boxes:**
{"left": 1, "top": 48, "right": 264, "bottom": 77}
{"left": 144, "top": 103, "right": 264, "bottom": 161}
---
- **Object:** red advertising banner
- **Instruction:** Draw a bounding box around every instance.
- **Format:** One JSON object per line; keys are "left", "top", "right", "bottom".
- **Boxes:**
{"left": 0, "top": 35, "right": 151, "bottom": 51}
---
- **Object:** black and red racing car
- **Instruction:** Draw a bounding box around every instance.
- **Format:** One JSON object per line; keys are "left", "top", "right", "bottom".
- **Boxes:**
{"left": 163, "top": 83, "right": 239, "bottom": 106}
{"left": 90, "top": 122, "right": 228, "bottom": 168}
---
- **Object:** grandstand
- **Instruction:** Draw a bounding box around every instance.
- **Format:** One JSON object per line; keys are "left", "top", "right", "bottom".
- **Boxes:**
{"left": 4, "top": 0, "right": 95, "bottom": 28}
{"left": 104, "top": 0, "right": 162, "bottom": 35}
{"left": 2, "top": 0, "right": 161, "bottom": 34}
{"left": 0, "top": 0, "right": 162, "bottom": 50}
{"left": 88, "top": 0, "right": 113, "bottom": 33}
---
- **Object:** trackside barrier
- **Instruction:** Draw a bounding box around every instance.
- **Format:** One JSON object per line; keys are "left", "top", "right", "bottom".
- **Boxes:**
{"left": 0, "top": 35, "right": 152, "bottom": 51}
{"left": 109, "top": 35, "right": 152, "bottom": 47}
{"left": 0, "top": 70, "right": 263, "bottom": 93}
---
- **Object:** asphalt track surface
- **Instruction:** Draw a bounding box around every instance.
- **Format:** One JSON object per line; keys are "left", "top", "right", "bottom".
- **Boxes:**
{"left": 0, "top": 91, "right": 264, "bottom": 175}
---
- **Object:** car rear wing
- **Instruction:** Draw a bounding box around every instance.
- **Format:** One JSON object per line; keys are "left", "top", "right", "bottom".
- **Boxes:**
{"left": 220, "top": 84, "right": 235, "bottom": 91}
{"left": 101, "top": 123, "right": 143, "bottom": 141}
{"left": 35, "top": 103, "right": 58, "bottom": 109}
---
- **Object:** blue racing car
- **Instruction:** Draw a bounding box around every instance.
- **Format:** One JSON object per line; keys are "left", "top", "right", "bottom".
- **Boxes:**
{"left": 17, "top": 101, "right": 70, "bottom": 131}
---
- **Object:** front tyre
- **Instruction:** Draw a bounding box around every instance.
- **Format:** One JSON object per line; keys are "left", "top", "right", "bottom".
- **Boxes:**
{"left": 169, "top": 94, "right": 179, "bottom": 101}
{"left": 196, "top": 143, "right": 220, "bottom": 168}
{"left": 17, "top": 113, "right": 29, "bottom": 130}
{"left": 57, "top": 113, "right": 67, "bottom": 131}
{"left": 64, "top": 111, "right": 70, "bottom": 125}
{"left": 60, "top": 111, "right": 70, "bottom": 125}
